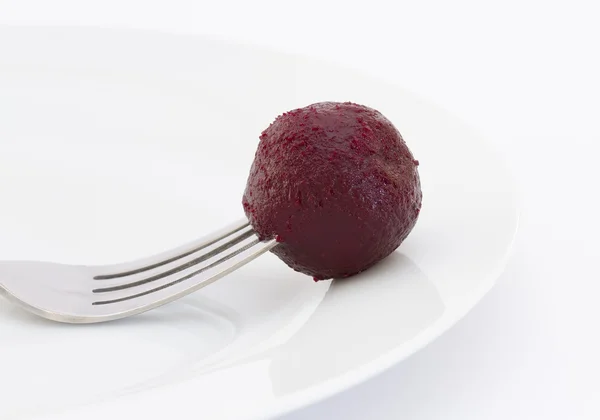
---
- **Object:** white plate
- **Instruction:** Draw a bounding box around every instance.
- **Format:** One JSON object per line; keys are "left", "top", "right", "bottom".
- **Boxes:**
{"left": 0, "top": 26, "right": 519, "bottom": 420}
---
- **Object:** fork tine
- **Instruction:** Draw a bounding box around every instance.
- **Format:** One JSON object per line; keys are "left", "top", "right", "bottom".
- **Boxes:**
{"left": 93, "top": 227, "right": 256, "bottom": 292}
{"left": 94, "top": 219, "right": 252, "bottom": 280}
{"left": 92, "top": 237, "right": 261, "bottom": 305}
{"left": 92, "top": 232, "right": 261, "bottom": 303}
{"left": 89, "top": 236, "right": 276, "bottom": 318}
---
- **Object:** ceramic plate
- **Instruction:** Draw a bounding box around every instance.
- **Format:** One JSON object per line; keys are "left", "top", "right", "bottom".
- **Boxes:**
{"left": 0, "top": 26, "right": 519, "bottom": 420}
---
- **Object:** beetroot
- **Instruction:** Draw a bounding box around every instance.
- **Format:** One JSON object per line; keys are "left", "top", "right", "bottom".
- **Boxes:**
{"left": 242, "top": 102, "right": 422, "bottom": 280}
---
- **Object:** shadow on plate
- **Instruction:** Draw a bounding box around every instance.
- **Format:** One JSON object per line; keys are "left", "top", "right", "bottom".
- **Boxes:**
{"left": 268, "top": 252, "right": 445, "bottom": 396}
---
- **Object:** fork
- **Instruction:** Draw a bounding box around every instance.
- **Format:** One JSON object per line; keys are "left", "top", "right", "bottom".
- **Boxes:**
{"left": 0, "top": 219, "right": 276, "bottom": 324}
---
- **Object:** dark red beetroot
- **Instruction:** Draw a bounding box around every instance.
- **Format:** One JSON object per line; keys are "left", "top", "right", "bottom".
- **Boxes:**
{"left": 242, "top": 102, "right": 422, "bottom": 280}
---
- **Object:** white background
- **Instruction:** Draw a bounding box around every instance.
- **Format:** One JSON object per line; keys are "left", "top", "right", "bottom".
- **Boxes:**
{"left": 1, "top": 1, "right": 599, "bottom": 419}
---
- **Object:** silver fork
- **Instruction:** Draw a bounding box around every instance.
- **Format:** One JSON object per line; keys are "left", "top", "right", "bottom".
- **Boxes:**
{"left": 0, "top": 219, "right": 276, "bottom": 324}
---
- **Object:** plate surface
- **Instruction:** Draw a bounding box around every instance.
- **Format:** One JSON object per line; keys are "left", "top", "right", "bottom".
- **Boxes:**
{"left": 0, "top": 26, "right": 518, "bottom": 420}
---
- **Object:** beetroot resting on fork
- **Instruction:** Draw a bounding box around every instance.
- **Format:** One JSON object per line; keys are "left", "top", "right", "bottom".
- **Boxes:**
{"left": 242, "top": 101, "right": 422, "bottom": 281}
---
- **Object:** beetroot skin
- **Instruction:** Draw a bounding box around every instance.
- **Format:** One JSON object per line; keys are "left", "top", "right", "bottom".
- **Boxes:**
{"left": 242, "top": 102, "right": 422, "bottom": 280}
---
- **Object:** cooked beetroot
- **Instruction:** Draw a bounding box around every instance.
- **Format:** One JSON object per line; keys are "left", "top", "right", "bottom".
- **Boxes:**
{"left": 242, "top": 102, "right": 422, "bottom": 280}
